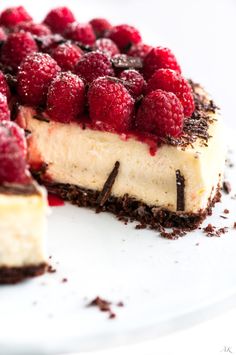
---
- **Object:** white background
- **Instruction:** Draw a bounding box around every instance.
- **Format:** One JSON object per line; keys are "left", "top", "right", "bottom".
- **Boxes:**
{"left": 1, "top": 0, "right": 236, "bottom": 354}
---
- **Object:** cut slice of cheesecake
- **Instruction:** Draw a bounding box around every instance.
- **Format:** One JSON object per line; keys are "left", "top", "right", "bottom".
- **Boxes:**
{"left": 17, "top": 82, "right": 225, "bottom": 230}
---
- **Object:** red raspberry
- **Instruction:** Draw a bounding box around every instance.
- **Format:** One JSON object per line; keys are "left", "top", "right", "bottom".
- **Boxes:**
{"left": 127, "top": 43, "right": 152, "bottom": 60}
{"left": 89, "top": 18, "right": 112, "bottom": 38}
{"left": 0, "top": 120, "right": 29, "bottom": 184}
{"left": 76, "top": 51, "right": 114, "bottom": 84}
{"left": 119, "top": 69, "right": 146, "bottom": 98}
{"left": 0, "top": 71, "right": 10, "bottom": 101}
{"left": 143, "top": 47, "right": 181, "bottom": 79}
{"left": 1, "top": 32, "right": 38, "bottom": 72}
{"left": 0, "top": 27, "right": 6, "bottom": 41}
{"left": 88, "top": 76, "right": 134, "bottom": 132}
{"left": 35, "top": 34, "right": 64, "bottom": 53}
{"left": 0, "top": 94, "right": 10, "bottom": 121}
{"left": 47, "top": 72, "right": 85, "bottom": 123}
{"left": 64, "top": 22, "right": 96, "bottom": 46}
{"left": 17, "top": 53, "right": 61, "bottom": 106}
{"left": 43, "top": 7, "right": 75, "bottom": 34}
{"left": 107, "top": 24, "right": 142, "bottom": 52}
{"left": 14, "top": 21, "right": 51, "bottom": 36}
{"left": 146, "top": 69, "right": 195, "bottom": 117}
{"left": 51, "top": 43, "right": 83, "bottom": 72}
{"left": 94, "top": 38, "right": 120, "bottom": 58}
{"left": 0, "top": 6, "right": 32, "bottom": 28}
{"left": 136, "top": 89, "right": 184, "bottom": 138}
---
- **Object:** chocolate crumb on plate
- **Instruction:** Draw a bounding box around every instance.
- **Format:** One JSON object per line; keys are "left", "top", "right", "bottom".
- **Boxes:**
{"left": 47, "top": 265, "right": 56, "bottom": 273}
{"left": 87, "top": 296, "right": 124, "bottom": 319}
{"left": 223, "top": 209, "right": 229, "bottom": 214}
{"left": 203, "top": 224, "right": 228, "bottom": 237}
{"left": 234, "top": 222, "right": 236, "bottom": 229}
{"left": 223, "top": 181, "right": 231, "bottom": 194}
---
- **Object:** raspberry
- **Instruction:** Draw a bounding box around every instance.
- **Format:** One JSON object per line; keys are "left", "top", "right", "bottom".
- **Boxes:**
{"left": 43, "top": 7, "right": 75, "bottom": 34}
{"left": 15, "top": 21, "right": 51, "bottom": 36}
{"left": 64, "top": 22, "right": 96, "bottom": 46}
{"left": 76, "top": 51, "right": 114, "bottom": 84}
{"left": 94, "top": 38, "right": 120, "bottom": 58}
{"left": 47, "top": 72, "right": 85, "bottom": 123}
{"left": 0, "top": 6, "right": 32, "bottom": 28}
{"left": 51, "top": 43, "right": 83, "bottom": 72}
{"left": 107, "top": 24, "right": 142, "bottom": 52}
{"left": 17, "top": 53, "right": 61, "bottom": 106}
{"left": 0, "top": 120, "right": 29, "bottom": 184}
{"left": 1, "top": 32, "right": 38, "bottom": 72}
{"left": 35, "top": 34, "right": 64, "bottom": 53}
{"left": 146, "top": 69, "right": 195, "bottom": 117}
{"left": 89, "top": 18, "right": 112, "bottom": 38}
{"left": 0, "top": 71, "right": 10, "bottom": 101}
{"left": 136, "top": 89, "right": 184, "bottom": 138}
{"left": 119, "top": 69, "right": 146, "bottom": 98}
{"left": 0, "top": 94, "right": 10, "bottom": 121}
{"left": 88, "top": 76, "right": 134, "bottom": 132}
{"left": 143, "top": 47, "right": 181, "bottom": 79}
{"left": 127, "top": 43, "right": 152, "bottom": 60}
{"left": 0, "top": 27, "right": 6, "bottom": 41}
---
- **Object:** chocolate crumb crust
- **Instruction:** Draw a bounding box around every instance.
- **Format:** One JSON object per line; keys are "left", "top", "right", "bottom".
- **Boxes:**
{"left": 0, "top": 263, "right": 47, "bottom": 285}
{"left": 0, "top": 182, "right": 39, "bottom": 196}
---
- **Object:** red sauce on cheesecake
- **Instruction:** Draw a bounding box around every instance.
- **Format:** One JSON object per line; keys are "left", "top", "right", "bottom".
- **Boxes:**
{"left": 48, "top": 193, "right": 64, "bottom": 206}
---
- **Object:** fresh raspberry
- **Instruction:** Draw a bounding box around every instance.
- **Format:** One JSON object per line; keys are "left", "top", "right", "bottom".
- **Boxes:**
{"left": 119, "top": 69, "right": 146, "bottom": 98}
{"left": 127, "top": 43, "right": 152, "bottom": 60}
{"left": 17, "top": 53, "right": 61, "bottom": 106}
{"left": 88, "top": 76, "right": 134, "bottom": 132}
{"left": 0, "top": 6, "right": 32, "bottom": 28}
{"left": 35, "top": 34, "right": 64, "bottom": 53}
{"left": 64, "top": 22, "right": 96, "bottom": 46}
{"left": 107, "top": 24, "right": 142, "bottom": 52}
{"left": 146, "top": 69, "right": 195, "bottom": 117}
{"left": 14, "top": 21, "right": 51, "bottom": 36}
{"left": 136, "top": 89, "right": 184, "bottom": 138}
{"left": 89, "top": 18, "right": 112, "bottom": 38}
{"left": 94, "top": 38, "right": 120, "bottom": 57}
{"left": 143, "top": 47, "right": 181, "bottom": 79}
{"left": 51, "top": 43, "right": 83, "bottom": 72}
{"left": 1, "top": 32, "right": 38, "bottom": 72}
{"left": 0, "top": 94, "right": 10, "bottom": 121}
{"left": 47, "top": 72, "right": 85, "bottom": 123}
{"left": 0, "top": 71, "right": 10, "bottom": 101}
{"left": 0, "top": 120, "right": 29, "bottom": 184}
{"left": 76, "top": 51, "right": 114, "bottom": 84}
{"left": 0, "top": 27, "right": 6, "bottom": 41}
{"left": 43, "top": 7, "right": 75, "bottom": 34}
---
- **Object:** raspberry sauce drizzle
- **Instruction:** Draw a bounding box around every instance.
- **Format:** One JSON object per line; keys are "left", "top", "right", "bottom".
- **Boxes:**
{"left": 48, "top": 193, "right": 64, "bottom": 206}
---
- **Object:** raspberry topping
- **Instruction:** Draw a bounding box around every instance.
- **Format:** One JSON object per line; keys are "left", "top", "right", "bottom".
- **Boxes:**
{"left": 64, "top": 22, "right": 96, "bottom": 46}
{"left": 127, "top": 43, "right": 152, "bottom": 60}
{"left": 89, "top": 18, "right": 112, "bottom": 38}
{"left": 1, "top": 32, "right": 38, "bottom": 72}
{"left": 15, "top": 21, "right": 51, "bottom": 36}
{"left": 107, "top": 24, "right": 142, "bottom": 52}
{"left": 76, "top": 51, "right": 114, "bottom": 84}
{"left": 136, "top": 89, "right": 184, "bottom": 138}
{"left": 43, "top": 7, "right": 75, "bottom": 34}
{"left": 0, "top": 71, "right": 10, "bottom": 101}
{"left": 0, "top": 94, "right": 10, "bottom": 121}
{"left": 0, "top": 120, "right": 29, "bottom": 184}
{"left": 51, "top": 43, "right": 83, "bottom": 72}
{"left": 47, "top": 72, "right": 85, "bottom": 123}
{"left": 0, "top": 6, "right": 32, "bottom": 28}
{"left": 143, "top": 47, "right": 181, "bottom": 79}
{"left": 0, "top": 27, "right": 7, "bottom": 41}
{"left": 146, "top": 69, "right": 195, "bottom": 117}
{"left": 88, "top": 76, "right": 134, "bottom": 132}
{"left": 94, "top": 38, "right": 120, "bottom": 58}
{"left": 119, "top": 69, "right": 146, "bottom": 98}
{"left": 17, "top": 52, "right": 61, "bottom": 106}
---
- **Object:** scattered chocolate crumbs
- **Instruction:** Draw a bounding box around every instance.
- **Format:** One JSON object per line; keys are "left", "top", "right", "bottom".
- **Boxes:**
{"left": 234, "top": 222, "right": 236, "bottom": 229}
{"left": 117, "top": 301, "right": 124, "bottom": 307}
{"left": 220, "top": 215, "right": 227, "bottom": 219}
{"left": 62, "top": 278, "right": 68, "bottom": 283}
{"left": 195, "top": 243, "right": 199, "bottom": 246}
{"left": 223, "top": 209, "right": 229, "bottom": 214}
{"left": 96, "top": 161, "right": 120, "bottom": 208}
{"left": 47, "top": 265, "right": 56, "bottom": 273}
{"left": 111, "top": 54, "right": 143, "bottom": 69}
{"left": 176, "top": 170, "right": 185, "bottom": 211}
{"left": 87, "top": 296, "right": 123, "bottom": 319}
{"left": 225, "top": 159, "right": 234, "bottom": 168}
{"left": 159, "top": 226, "right": 187, "bottom": 239}
{"left": 223, "top": 181, "right": 231, "bottom": 194}
{"left": 109, "top": 312, "right": 116, "bottom": 319}
{"left": 203, "top": 224, "right": 228, "bottom": 237}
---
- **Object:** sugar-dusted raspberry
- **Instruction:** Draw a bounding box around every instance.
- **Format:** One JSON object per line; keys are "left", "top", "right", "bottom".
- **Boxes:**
{"left": 17, "top": 52, "right": 61, "bottom": 106}
{"left": 0, "top": 94, "right": 10, "bottom": 121}
{"left": 0, "top": 120, "right": 29, "bottom": 184}
{"left": 143, "top": 47, "right": 181, "bottom": 79}
{"left": 0, "top": 6, "right": 32, "bottom": 28}
{"left": 94, "top": 38, "right": 120, "bottom": 58}
{"left": 136, "top": 89, "right": 184, "bottom": 137}
{"left": 0, "top": 27, "right": 6, "bottom": 41}
{"left": 76, "top": 51, "right": 114, "bottom": 84}
{"left": 146, "top": 69, "right": 195, "bottom": 117}
{"left": 119, "top": 69, "right": 146, "bottom": 98}
{"left": 47, "top": 72, "right": 85, "bottom": 123}
{"left": 43, "top": 7, "right": 75, "bottom": 34}
{"left": 107, "top": 24, "right": 142, "bottom": 52}
{"left": 51, "top": 43, "right": 83, "bottom": 72}
{"left": 14, "top": 21, "right": 51, "bottom": 36}
{"left": 127, "top": 43, "right": 152, "bottom": 60}
{"left": 89, "top": 18, "right": 112, "bottom": 38}
{"left": 1, "top": 32, "right": 38, "bottom": 72}
{"left": 64, "top": 22, "right": 96, "bottom": 46}
{"left": 0, "top": 71, "right": 10, "bottom": 101}
{"left": 88, "top": 76, "right": 134, "bottom": 132}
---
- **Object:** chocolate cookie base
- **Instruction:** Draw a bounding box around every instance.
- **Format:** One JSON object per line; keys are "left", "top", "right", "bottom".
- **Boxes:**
{"left": 44, "top": 181, "right": 221, "bottom": 231}
{"left": 0, "top": 263, "right": 48, "bottom": 285}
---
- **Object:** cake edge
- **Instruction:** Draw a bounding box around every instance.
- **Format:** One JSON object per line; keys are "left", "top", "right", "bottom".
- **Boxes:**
{"left": 0, "top": 263, "right": 48, "bottom": 285}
